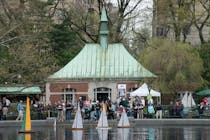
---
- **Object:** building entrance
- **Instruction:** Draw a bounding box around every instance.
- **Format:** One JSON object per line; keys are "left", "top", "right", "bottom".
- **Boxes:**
{"left": 97, "top": 93, "right": 108, "bottom": 102}
{"left": 94, "top": 87, "right": 111, "bottom": 102}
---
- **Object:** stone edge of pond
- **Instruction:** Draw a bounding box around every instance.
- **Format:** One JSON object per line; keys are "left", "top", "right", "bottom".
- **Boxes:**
{"left": 0, "top": 118, "right": 210, "bottom": 127}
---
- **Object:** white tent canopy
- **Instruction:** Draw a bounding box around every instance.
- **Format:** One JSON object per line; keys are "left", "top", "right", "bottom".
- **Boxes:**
{"left": 130, "top": 83, "right": 161, "bottom": 97}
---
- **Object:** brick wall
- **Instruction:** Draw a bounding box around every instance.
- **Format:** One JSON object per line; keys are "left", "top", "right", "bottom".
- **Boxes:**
{"left": 50, "top": 83, "right": 88, "bottom": 92}
{"left": 50, "top": 95, "right": 62, "bottom": 104}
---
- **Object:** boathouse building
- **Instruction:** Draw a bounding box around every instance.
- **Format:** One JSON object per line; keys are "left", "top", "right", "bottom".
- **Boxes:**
{"left": 45, "top": 6, "right": 156, "bottom": 104}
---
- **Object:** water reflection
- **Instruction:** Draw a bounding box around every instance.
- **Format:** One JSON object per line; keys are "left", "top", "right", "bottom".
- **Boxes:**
{"left": 154, "top": 127, "right": 162, "bottom": 140}
{"left": 65, "top": 129, "right": 70, "bottom": 140}
{"left": 57, "top": 126, "right": 65, "bottom": 140}
{"left": 19, "top": 134, "right": 31, "bottom": 140}
{"left": 117, "top": 128, "right": 129, "bottom": 140}
{"left": 0, "top": 126, "right": 210, "bottom": 140}
{"left": 148, "top": 128, "right": 154, "bottom": 140}
{"left": 168, "top": 127, "right": 185, "bottom": 140}
{"left": 97, "top": 129, "right": 108, "bottom": 140}
{"left": 89, "top": 127, "right": 96, "bottom": 140}
{"left": 184, "top": 128, "right": 193, "bottom": 140}
{"left": 72, "top": 130, "right": 83, "bottom": 140}
{"left": 132, "top": 127, "right": 147, "bottom": 140}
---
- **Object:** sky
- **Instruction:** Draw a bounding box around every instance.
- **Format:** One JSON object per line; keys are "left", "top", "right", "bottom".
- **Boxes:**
{"left": 110, "top": 0, "right": 154, "bottom": 46}
{"left": 110, "top": 0, "right": 153, "bottom": 29}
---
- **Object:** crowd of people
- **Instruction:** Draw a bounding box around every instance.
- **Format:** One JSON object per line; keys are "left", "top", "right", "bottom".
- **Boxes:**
{"left": 47, "top": 95, "right": 164, "bottom": 122}
{"left": 168, "top": 100, "right": 184, "bottom": 118}
{"left": 0, "top": 95, "right": 181, "bottom": 121}
{"left": 0, "top": 95, "right": 209, "bottom": 121}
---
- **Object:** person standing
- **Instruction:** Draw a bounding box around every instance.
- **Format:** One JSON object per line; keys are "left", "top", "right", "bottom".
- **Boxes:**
{"left": 16, "top": 100, "right": 24, "bottom": 121}
{"left": 175, "top": 101, "right": 180, "bottom": 117}
{"left": 147, "top": 103, "right": 155, "bottom": 118}
{"left": 2, "top": 97, "right": 8, "bottom": 120}
{"left": 78, "top": 97, "right": 84, "bottom": 109}
{"left": 197, "top": 102, "right": 205, "bottom": 118}
{"left": 90, "top": 101, "right": 96, "bottom": 121}
{"left": 6, "top": 98, "right": 11, "bottom": 107}
{"left": 168, "top": 101, "right": 174, "bottom": 117}
{"left": 95, "top": 101, "right": 101, "bottom": 120}
{"left": 56, "top": 101, "right": 63, "bottom": 122}
{"left": 137, "top": 103, "right": 144, "bottom": 119}
{"left": 140, "top": 102, "right": 144, "bottom": 119}
{"left": 65, "top": 101, "right": 73, "bottom": 121}
{"left": 37, "top": 101, "right": 44, "bottom": 120}
{"left": 0, "top": 102, "right": 2, "bottom": 120}
{"left": 118, "top": 105, "right": 124, "bottom": 118}
{"left": 155, "top": 102, "right": 163, "bottom": 119}
{"left": 179, "top": 101, "right": 184, "bottom": 118}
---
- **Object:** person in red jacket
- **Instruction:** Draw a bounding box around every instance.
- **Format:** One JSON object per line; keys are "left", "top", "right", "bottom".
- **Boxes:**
{"left": 202, "top": 97, "right": 207, "bottom": 106}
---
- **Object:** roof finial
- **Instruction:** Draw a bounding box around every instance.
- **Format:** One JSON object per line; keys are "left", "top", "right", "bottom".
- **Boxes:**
{"left": 100, "top": 4, "right": 108, "bottom": 48}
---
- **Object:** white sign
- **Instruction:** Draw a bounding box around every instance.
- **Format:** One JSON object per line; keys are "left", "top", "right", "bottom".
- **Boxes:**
{"left": 118, "top": 84, "right": 126, "bottom": 90}
{"left": 118, "top": 84, "right": 126, "bottom": 97}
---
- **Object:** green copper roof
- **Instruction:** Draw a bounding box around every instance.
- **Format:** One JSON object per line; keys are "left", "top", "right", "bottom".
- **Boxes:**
{"left": 49, "top": 43, "right": 156, "bottom": 80}
{"left": 100, "top": 7, "right": 108, "bottom": 22}
{"left": 0, "top": 86, "right": 42, "bottom": 94}
{"left": 100, "top": 6, "right": 108, "bottom": 48}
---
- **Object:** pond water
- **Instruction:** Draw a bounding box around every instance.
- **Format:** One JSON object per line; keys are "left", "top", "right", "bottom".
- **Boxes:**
{"left": 0, "top": 125, "right": 209, "bottom": 140}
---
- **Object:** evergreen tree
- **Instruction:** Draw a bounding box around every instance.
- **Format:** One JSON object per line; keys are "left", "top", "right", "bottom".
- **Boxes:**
{"left": 48, "top": 22, "right": 82, "bottom": 66}
{"left": 199, "top": 42, "right": 210, "bottom": 87}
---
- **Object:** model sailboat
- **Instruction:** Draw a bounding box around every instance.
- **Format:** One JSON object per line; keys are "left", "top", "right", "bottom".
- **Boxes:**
{"left": 19, "top": 97, "right": 34, "bottom": 133}
{"left": 96, "top": 104, "right": 111, "bottom": 129}
{"left": 187, "top": 93, "right": 196, "bottom": 108}
{"left": 181, "top": 93, "right": 188, "bottom": 107}
{"left": 71, "top": 104, "right": 84, "bottom": 130}
{"left": 118, "top": 107, "right": 130, "bottom": 128}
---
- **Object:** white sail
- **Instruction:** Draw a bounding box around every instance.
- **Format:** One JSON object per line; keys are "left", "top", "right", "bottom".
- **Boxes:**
{"left": 181, "top": 92, "right": 188, "bottom": 107}
{"left": 118, "top": 128, "right": 130, "bottom": 140}
{"left": 118, "top": 108, "right": 130, "bottom": 127}
{"left": 72, "top": 104, "right": 83, "bottom": 129}
{"left": 187, "top": 93, "right": 196, "bottom": 107}
{"left": 191, "top": 95, "right": 196, "bottom": 106}
{"left": 72, "top": 130, "right": 83, "bottom": 140}
{"left": 97, "top": 129, "right": 108, "bottom": 140}
{"left": 97, "top": 104, "right": 109, "bottom": 129}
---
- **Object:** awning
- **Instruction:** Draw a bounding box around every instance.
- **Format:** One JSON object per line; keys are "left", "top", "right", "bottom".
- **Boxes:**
{"left": 0, "top": 86, "right": 42, "bottom": 95}
{"left": 195, "top": 89, "right": 210, "bottom": 96}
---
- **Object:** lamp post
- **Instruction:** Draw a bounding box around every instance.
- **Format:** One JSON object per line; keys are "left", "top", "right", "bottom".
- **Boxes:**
{"left": 147, "top": 84, "right": 152, "bottom": 104}
{"left": 148, "top": 84, "right": 151, "bottom": 95}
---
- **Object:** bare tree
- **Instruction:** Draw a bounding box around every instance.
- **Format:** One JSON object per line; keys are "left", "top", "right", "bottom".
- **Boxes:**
{"left": 48, "top": 0, "right": 144, "bottom": 43}
{"left": 190, "top": 0, "right": 210, "bottom": 44}
{"left": 111, "top": 0, "right": 143, "bottom": 42}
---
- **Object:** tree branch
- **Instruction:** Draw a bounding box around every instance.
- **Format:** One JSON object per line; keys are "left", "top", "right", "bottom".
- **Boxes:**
{"left": 0, "top": 24, "right": 21, "bottom": 40}
{"left": 123, "top": 0, "right": 142, "bottom": 18}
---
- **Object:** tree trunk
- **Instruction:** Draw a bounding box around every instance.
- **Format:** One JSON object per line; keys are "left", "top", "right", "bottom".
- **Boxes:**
{"left": 113, "top": 16, "right": 123, "bottom": 43}
{"left": 174, "top": 28, "right": 181, "bottom": 42}
{"left": 198, "top": 28, "right": 205, "bottom": 44}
